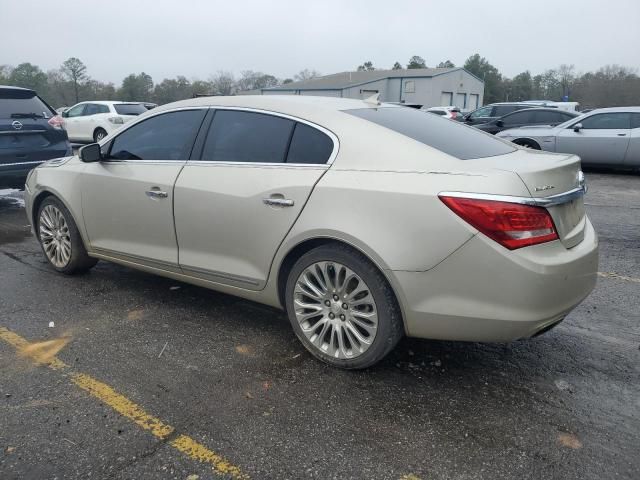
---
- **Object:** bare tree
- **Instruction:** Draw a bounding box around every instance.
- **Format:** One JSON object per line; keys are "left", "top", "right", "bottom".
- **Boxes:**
{"left": 357, "top": 61, "right": 375, "bottom": 71}
{"left": 210, "top": 71, "right": 236, "bottom": 95}
{"left": 61, "top": 57, "right": 88, "bottom": 103}
{"left": 294, "top": 69, "right": 321, "bottom": 82}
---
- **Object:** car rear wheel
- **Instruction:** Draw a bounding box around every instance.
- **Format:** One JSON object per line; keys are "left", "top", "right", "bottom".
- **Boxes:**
{"left": 93, "top": 128, "right": 107, "bottom": 142}
{"left": 37, "top": 196, "right": 98, "bottom": 274}
{"left": 285, "top": 244, "right": 403, "bottom": 369}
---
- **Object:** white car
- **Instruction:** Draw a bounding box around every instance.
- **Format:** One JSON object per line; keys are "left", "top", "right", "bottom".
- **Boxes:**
{"left": 423, "top": 106, "right": 462, "bottom": 120}
{"left": 62, "top": 101, "right": 148, "bottom": 143}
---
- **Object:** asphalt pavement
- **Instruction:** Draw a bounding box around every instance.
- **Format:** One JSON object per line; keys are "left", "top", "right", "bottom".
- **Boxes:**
{"left": 0, "top": 172, "right": 638, "bottom": 479}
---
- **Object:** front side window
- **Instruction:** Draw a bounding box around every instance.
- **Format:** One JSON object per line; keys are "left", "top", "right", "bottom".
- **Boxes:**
{"left": 66, "top": 104, "right": 86, "bottom": 117}
{"left": 202, "top": 110, "right": 294, "bottom": 163}
{"left": 286, "top": 123, "right": 334, "bottom": 164}
{"left": 346, "top": 107, "right": 516, "bottom": 160}
{"left": 579, "top": 113, "right": 631, "bottom": 130}
{"left": 108, "top": 109, "right": 206, "bottom": 160}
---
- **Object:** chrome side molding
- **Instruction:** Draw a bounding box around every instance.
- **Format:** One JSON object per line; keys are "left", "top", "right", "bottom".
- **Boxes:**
{"left": 439, "top": 185, "right": 586, "bottom": 208}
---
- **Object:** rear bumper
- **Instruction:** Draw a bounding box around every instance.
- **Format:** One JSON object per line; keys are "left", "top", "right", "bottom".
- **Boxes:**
{"left": 393, "top": 218, "right": 599, "bottom": 342}
{"left": 0, "top": 143, "right": 71, "bottom": 187}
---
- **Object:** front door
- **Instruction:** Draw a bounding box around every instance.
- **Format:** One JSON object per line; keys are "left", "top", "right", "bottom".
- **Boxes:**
{"left": 80, "top": 109, "right": 207, "bottom": 267}
{"left": 174, "top": 109, "right": 335, "bottom": 289}
{"left": 556, "top": 112, "right": 631, "bottom": 165}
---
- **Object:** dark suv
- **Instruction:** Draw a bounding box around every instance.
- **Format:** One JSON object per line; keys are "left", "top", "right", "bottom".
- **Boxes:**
{"left": 474, "top": 108, "right": 579, "bottom": 135}
{"left": 461, "top": 103, "right": 543, "bottom": 125}
{"left": 1, "top": 86, "right": 71, "bottom": 189}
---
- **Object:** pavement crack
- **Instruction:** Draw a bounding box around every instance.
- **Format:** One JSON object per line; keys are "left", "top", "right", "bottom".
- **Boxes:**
{"left": 109, "top": 430, "right": 182, "bottom": 479}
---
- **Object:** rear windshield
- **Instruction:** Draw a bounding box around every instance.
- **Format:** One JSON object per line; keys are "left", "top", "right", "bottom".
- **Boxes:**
{"left": 114, "top": 103, "right": 147, "bottom": 116}
{"left": 345, "top": 107, "right": 516, "bottom": 160}
{"left": 0, "top": 90, "right": 54, "bottom": 119}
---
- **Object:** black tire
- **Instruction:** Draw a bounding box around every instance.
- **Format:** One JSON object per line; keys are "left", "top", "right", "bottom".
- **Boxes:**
{"left": 513, "top": 138, "right": 541, "bottom": 150}
{"left": 36, "top": 196, "right": 98, "bottom": 274}
{"left": 285, "top": 243, "right": 403, "bottom": 369}
{"left": 93, "top": 128, "right": 107, "bottom": 142}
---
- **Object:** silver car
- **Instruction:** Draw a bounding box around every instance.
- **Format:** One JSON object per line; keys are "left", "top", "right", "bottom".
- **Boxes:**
{"left": 24, "top": 96, "right": 598, "bottom": 369}
{"left": 496, "top": 107, "right": 640, "bottom": 168}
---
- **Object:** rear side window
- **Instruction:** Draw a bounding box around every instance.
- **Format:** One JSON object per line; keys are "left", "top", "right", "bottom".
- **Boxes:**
{"left": 532, "top": 110, "right": 570, "bottom": 124}
{"left": 580, "top": 113, "right": 630, "bottom": 129}
{"left": 0, "top": 91, "right": 55, "bottom": 119}
{"left": 345, "top": 107, "right": 516, "bottom": 160}
{"left": 286, "top": 123, "right": 334, "bottom": 164}
{"left": 632, "top": 113, "right": 640, "bottom": 129}
{"left": 202, "top": 110, "right": 294, "bottom": 163}
{"left": 85, "top": 104, "right": 109, "bottom": 115}
{"left": 108, "top": 109, "right": 206, "bottom": 160}
{"left": 502, "top": 110, "right": 534, "bottom": 125}
{"left": 114, "top": 103, "right": 147, "bottom": 116}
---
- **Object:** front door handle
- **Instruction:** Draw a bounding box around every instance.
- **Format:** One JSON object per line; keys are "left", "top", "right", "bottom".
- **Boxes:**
{"left": 146, "top": 189, "right": 168, "bottom": 199}
{"left": 263, "top": 197, "right": 294, "bottom": 207}
{"left": 617, "top": 133, "right": 627, "bottom": 136}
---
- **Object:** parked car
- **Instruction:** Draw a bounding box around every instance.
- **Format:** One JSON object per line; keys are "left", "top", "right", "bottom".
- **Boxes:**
{"left": 521, "top": 100, "right": 580, "bottom": 112}
{"left": 462, "top": 103, "right": 543, "bottom": 125}
{"left": 496, "top": 107, "right": 640, "bottom": 168}
{"left": 142, "top": 102, "right": 158, "bottom": 110}
{"left": 24, "top": 96, "right": 598, "bottom": 369}
{"left": 62, "top": 101, "right": 148, "bottom": 143}
{"left": 423, "top": 106, "right": 462, "bottom": 120}
{"left": 0, "top": 85, "right": 71, "bottom": 189}
{"left": 475, "top": 108, "right": 579, "bottom": 135}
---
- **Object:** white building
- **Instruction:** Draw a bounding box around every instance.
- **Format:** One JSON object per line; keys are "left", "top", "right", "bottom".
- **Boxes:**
{"left": 261, "top": 68, "right": 485, "bottom": 111}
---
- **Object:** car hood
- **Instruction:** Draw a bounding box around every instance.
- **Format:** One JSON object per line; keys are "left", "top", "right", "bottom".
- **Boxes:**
{"left": 496, "top": 125, "right": 558, "bottom": 138}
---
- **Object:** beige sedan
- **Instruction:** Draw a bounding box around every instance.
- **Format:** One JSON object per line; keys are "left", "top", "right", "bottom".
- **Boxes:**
{"left": 24, "top": 95, "right": 598, "bottom": 369}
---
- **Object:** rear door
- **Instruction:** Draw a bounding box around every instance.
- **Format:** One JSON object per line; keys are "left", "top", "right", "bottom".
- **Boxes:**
{"left": 556, "top": 112, "right": 631, "bottom": 166}
{"left": 624, "top": 113, "right": 640, "bottom": 167}
{"left": 63, "top": 103, "right": 87, "bottom": 141}
{"left": 174, "top": 109, "right": 336, "bottom": 289}
{"left": 81, "top": 108, "right": 207, "bottom": 267}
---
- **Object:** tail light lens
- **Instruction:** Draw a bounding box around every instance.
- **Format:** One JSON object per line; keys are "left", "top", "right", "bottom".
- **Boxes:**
{"left": 450, "top": 111, "right": 457, "bottom": 119}
{"left": 439, "top": 195, "right": 558, "bottom": 250}
{"left": 48, "top": 115, "right": 64, "bottom": 129}
{"left": 108, "top": 116, "right": 124, "bottom": 124}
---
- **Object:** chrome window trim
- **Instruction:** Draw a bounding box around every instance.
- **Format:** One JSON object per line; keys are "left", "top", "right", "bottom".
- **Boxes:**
{"left": 189, "top": 106, "right": 339, "bottom": 167}
{"left": 99, "top": 105, "right": 339, "bottom": 167}
{"left": 0, "top": 130, "right": 47, "bottom": 135}
{"left": 439, "top": 186, "right": 586, "bottom": 208}
{"left": 0, "top": 160, "right": 45, "bottom": 167}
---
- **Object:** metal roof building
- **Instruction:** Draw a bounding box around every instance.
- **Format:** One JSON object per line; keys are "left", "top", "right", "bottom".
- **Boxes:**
{"left": 261, "top": 67, "right": 485, "bottom": 111}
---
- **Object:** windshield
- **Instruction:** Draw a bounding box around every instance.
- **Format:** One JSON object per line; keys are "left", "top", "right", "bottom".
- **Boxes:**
{"left": 345, "top": 107, "right": 516, "bottom": 160}
{"left": 114, "top": 103, "right": 147, "bottom": 116}
{"left": 0, "top": 91, "right": 54, "bottom": 119}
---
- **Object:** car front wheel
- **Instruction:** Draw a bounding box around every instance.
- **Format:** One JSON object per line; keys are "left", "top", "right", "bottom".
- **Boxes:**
{"left": 36, "top": 196, "right": 98, "bottom": 274}
{"left": 285, "top": 244, "right": 403, "bottom": 369}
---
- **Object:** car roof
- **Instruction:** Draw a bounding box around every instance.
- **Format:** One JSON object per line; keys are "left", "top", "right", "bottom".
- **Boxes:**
{"left": 0, "top": 85, "right": 36, "bottom": 93}
{"left": 505, "top": 107, "right": 578, "bottom": 114}
{"left": 72, "top": 100, "right": 143, "bottom": 105}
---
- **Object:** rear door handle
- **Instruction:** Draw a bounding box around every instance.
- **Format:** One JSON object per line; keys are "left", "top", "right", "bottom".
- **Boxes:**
{"left": 263, "top": 197, "right": 294, "bottom": 207}
{"left": 617, "top": 133, "right": 627, "bottom": 136}
{"left": 146, "top": 189, "right": 168, "bottom": 199}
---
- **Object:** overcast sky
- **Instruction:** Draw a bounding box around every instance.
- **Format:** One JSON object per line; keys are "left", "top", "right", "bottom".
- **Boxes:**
{"left": 2, "top": 0, "right": 639, "bottom": 84}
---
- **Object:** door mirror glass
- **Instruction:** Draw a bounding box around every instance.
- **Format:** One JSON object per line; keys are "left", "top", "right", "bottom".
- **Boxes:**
{"left": 79, "top": 143, "right": 102, "bottom": 163}
{"left": 573, "top": 123, "right": 583, "bottom": 132}
{"left": 61, "top": 110, "right": 68, "bottom": 118}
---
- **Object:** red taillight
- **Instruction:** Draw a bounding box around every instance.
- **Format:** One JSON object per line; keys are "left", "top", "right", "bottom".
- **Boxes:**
{"left": 48, "top": 115, "right": 64, "bottom": 129}
{"left": 439, "top": 195, "right": 559, "bottom": 250}
{"left": 450, "top": 111, "right": 457, "bottom": 119}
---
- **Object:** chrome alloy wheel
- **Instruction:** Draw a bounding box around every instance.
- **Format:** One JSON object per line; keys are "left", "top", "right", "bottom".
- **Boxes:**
{"left": 293, "top": 261, "right": 378, "bottom": 359}
{"left": 39, "top": 205, "right": 72, "bottom": 268}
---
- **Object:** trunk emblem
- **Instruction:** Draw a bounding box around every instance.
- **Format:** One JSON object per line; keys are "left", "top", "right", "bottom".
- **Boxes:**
{"left": 534, "top": 185, "right": 555, "bottom": 192}
{"left": 11, "top": 120, "right": 23, "bottom": 130}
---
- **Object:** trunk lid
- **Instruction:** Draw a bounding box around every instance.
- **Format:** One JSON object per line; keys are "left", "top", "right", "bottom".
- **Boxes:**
{"left": 469, "top": 149, "right": 586, "bottom": 248}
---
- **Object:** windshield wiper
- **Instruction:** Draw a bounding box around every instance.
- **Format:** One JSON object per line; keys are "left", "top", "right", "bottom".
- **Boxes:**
{"left": 10, "top": 113, "right": 45, "bottom": 119}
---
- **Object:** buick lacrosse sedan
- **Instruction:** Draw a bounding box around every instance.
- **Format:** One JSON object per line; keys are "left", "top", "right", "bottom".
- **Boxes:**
{"left": 24, "top": 95, "right": 598, "bottom": 369}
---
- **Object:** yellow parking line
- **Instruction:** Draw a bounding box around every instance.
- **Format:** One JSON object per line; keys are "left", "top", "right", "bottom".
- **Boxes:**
{"left": 597, "top": 271, "right": 640, "bottom": 283}
{"left": 0, "top": 326, "right": 248, "bottom": 479}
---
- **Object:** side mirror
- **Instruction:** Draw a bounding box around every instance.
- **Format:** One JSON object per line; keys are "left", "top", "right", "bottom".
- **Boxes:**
{"left": 496, "top": 120, "right": 504, "bottom": 127}
{"left": 573, "top": 123, "right": 583, "bottom": 132}
{"left": 79, "top": 143, "right": 102, "bottom": 163}
{"left": 61, "top": 110, "right": 68, "bottom": 118}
